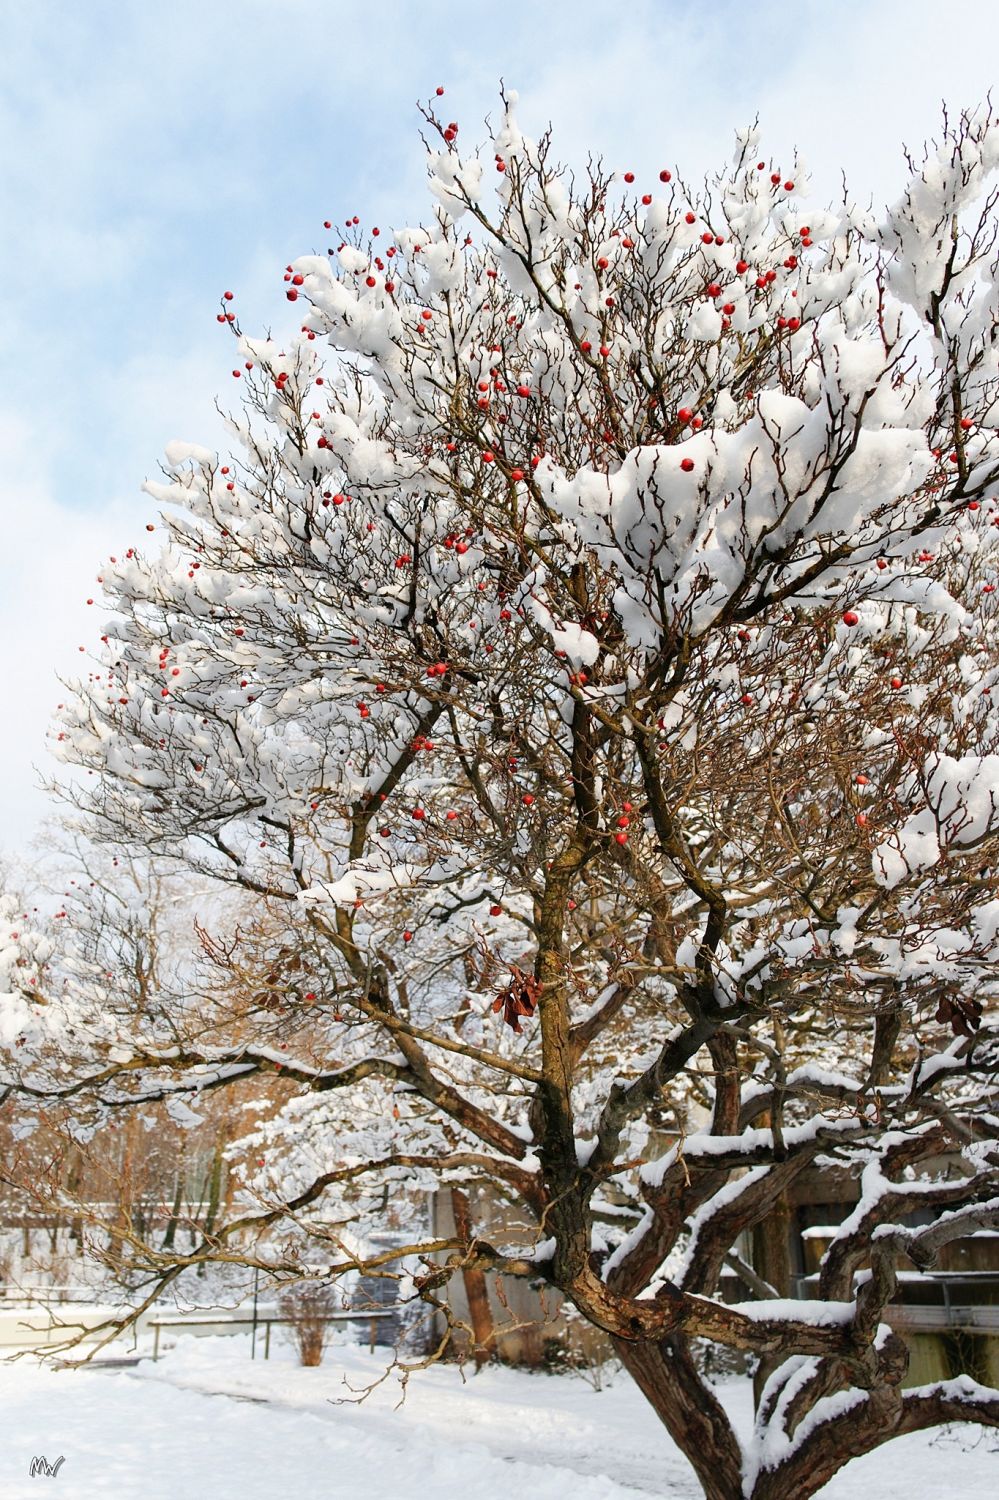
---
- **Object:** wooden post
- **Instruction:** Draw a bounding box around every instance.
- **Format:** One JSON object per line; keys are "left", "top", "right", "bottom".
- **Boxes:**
{"left": 752, "top": 1184, "right": 792, "bottom": 1407}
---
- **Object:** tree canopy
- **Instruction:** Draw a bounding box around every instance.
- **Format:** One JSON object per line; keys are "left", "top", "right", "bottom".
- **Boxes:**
{"left": 3, "top": 89, "right": 999, "bottom": 1500}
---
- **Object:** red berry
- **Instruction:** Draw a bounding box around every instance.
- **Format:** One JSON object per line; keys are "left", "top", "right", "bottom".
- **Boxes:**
{"left": 489, "top": 904, "right": 502, "bottom": 916}
{"left": 842, "top": 610, "right": 859, "bottom": 627}
{"left": 680, "top": 457, "right": 695, "bottom": 472}
{"left": 614, "top": 831, "right": 628, "bottom": 845}
{"left": 659, "top": 169, "right": 671, "bottom": 183}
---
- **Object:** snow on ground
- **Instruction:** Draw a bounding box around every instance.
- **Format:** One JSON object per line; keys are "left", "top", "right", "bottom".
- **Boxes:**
{"left": 0, "top": 1335, "right": 994, "bottom": 1498}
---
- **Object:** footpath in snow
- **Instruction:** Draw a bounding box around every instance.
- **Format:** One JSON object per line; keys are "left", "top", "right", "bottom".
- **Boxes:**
{"left": 0, "top": 1336, "right": 994, "bottom": 1498}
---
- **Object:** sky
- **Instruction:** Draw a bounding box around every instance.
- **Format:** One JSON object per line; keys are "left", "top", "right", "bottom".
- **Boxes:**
{"left": 1, "top": 0, "right": 998, "bottom": 862}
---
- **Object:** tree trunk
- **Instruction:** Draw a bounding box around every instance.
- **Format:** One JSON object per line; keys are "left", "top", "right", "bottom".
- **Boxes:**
{"left": 64, "top": 1145, "right": 84, "bottom": 1255}
{"left": 749, "top": 1389, "right": 902, "bottom": 1500}
{"left": 197, "top": 1134, "right": 226, "bottom": 1276}
{"left": 449, "top": 1185, "right": 496, "bottom": 1368}
{"left": 161, "top": 1166, "right": 185, "bottom": 1251}
{"left": 613, "top": 1335, "right": 744, "bottom": 1500}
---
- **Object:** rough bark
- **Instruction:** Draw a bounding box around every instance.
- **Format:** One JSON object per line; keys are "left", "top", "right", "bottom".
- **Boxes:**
{"left": 613, "top": 1335, "right": 744, "bottom": 1500}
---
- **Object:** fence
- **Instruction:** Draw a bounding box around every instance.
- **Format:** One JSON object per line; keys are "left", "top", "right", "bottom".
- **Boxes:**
{"left": 149, "top": 1308, "right": 396, "bottom": 1361}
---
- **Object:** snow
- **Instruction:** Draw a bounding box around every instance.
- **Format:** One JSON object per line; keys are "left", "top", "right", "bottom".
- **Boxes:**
{"left": 303, "top": 864, "right": 419, "bottom": 906}
{"left": 750, "top": 1385, "right": 868, "bottom": 1487}
{"left": 0, "top": 1337, "right": 993, "bottom": 1499}
{"left": 723, "top": 1298, "right": 856, "bottom": 1326}
{"left": 7, "top": 86, "right": 999, "bottom": 1500}
{"left": 873, "top": 753, "right": 999, "bottom": 889}
{"left": 162, "top": 439, "right": 216, "bottom": 470}
{"left": 640, "top": 1115, "right": 861, "bottom": 1186}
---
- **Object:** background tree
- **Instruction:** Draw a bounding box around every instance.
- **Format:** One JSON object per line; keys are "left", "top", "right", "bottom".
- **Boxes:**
{"left": 0, "top": 853, "right": 264, "bottom": 1295}
{"left": 3, "top": 90, "right": 999, "bottom": 1500}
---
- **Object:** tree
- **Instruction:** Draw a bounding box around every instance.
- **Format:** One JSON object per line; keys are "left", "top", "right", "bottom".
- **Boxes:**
{"left": 4, "top": 88, "right": 999, "bottom": 1499}
{"left": 0, "top": 853, "right": 254, "bottom": 1292}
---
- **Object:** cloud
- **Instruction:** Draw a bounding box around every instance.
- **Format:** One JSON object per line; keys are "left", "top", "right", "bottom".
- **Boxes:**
{"left": 0, "top": 411, "right": 133, "bottom": 855}
{"left": 2, "top": 0, "right": 999, "bottom": 860}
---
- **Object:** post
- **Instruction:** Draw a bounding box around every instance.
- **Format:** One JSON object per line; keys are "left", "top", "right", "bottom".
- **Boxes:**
{"left": 251, "top": 1265, "right": 260, "bottom": 1360}
{"left": 153, "top": 1323, "right": 161, "bottom": 1362}
{"left": 264, "top": 1319, "right": 271, "bottom": 1360}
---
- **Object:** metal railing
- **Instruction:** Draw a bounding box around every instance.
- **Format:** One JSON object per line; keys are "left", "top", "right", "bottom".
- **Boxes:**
{"left": 883, "top": 1304, "right": 999, "bottom": 1334}
{"left": 148, "top": 1308, "right": 397, "bottom": 1361}
{"left": 0, "top": 1285, "right": 110, "bottom": 1306}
